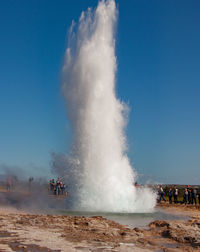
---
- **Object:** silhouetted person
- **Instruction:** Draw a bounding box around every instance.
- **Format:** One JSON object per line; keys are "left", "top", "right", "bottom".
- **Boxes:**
{"left": 6, "top": 176, "right": 12, "bottom": 191}
{"left": 49, "top": 179, "right": 54, "bottom": 191}
{"left": 56, "top": 178, "right": 61, "bottom": 195}
{"left": 60, "top": 182, "right": 66, "bottom": 195}
{"left": 29, "top": 177, "right": 34, "bottom": 191}
{"left": 188, "top": 188, "right": 192, "bottom": 204}
{"left": 168, "top": 187, "right": 173, "bottom": 204}
{"left": 192, "top": 188, "right": 197, "bottom": 205}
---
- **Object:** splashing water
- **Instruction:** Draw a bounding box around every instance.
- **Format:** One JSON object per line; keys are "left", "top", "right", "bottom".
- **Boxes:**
{"left": 61, "top": 0, "right": 156, "bottom": 212}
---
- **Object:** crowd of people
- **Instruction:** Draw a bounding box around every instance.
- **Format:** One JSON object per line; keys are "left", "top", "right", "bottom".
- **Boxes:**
{"left": 4, "top": 176, "right": 200, "bottom": 206}
{"left": 49, "top": 178, "right": 67, "bottom": 196}
{"left": 157, "top": 185, "right": 200, "bottom": 205}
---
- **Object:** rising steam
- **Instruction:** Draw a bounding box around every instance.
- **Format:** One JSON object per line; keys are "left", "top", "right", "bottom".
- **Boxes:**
{"left": 59, "top": 0, "right": 156, "bottom": 212}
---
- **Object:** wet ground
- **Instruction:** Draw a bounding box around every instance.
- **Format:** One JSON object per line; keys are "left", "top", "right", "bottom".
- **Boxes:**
{"left": 59, "top": 208, "right": 189, "bottom": 229}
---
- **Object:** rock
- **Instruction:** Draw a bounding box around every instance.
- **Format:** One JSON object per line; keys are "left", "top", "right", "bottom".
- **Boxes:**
{"left": 133, "top": 227, "right": 143, "bottom": 233}
{"left": 149, "top": 220, "right": 170, "bottom": 228}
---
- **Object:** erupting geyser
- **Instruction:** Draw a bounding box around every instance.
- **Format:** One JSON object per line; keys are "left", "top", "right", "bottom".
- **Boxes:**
{"left": 61, "top": 0, "right": 156, "bottom": 212}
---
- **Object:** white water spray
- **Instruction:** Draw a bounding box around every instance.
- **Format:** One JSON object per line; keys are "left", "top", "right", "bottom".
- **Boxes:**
{"left": 61, "top": 0, "right": 156, "bottom": 212}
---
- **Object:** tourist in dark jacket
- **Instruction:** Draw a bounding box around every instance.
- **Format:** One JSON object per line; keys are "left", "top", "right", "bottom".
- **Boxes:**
{"left": 168, "top": 188, "right": 173, "bottom": 204}
{"left": 192, "top": 188, "right": 197, "bottom": 205}
{"left": 188, "top": 188, "right": 192, "bottom": 204}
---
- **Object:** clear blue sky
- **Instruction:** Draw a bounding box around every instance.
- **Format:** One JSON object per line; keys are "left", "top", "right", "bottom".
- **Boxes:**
{"left": 0, "top": 0, "right": 199, "bottom": 184}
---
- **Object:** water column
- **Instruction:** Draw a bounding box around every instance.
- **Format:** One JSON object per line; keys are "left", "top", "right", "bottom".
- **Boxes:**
{"left": 62, "top": 0, "right": 156, "bottom": 212}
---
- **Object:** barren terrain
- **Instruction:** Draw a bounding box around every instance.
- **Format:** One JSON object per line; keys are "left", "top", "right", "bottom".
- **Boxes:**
{"left": 0, "top": 202, "right": 199, "bottom": 251}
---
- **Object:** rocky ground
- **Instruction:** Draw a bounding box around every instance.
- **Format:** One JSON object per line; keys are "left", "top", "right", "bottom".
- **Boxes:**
{"left": 0, "top": 203, "right": 199, "bottom": 251}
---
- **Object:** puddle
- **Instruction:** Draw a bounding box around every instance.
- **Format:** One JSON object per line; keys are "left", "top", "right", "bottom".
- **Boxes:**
{"left": 59, "top": 209, "right": 189, "bottom": 229}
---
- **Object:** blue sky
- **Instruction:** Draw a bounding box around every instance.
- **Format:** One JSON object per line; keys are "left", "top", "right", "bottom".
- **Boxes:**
{"left": 0, "top": 0, "right": 199, "bottom": 184}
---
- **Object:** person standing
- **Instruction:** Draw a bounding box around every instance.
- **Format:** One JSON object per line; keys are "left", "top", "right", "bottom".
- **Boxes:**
{"left": 159, "top": 186, "right": 166, "bottom": 202}
{"left": 183, "top": 188, "right": 188, "bottom": 204}
{"left": 168, "top": 187, "right": 173, "bottom": 204}
{"left": 7, "top": 176, "right": 12, "bottom": 191}
{"left": 56, "top": 178, "right": 61, "bottom": 195}
{"left": 28, "top": 177, "right": 34, "bottom": 192}
{"left": 173, "top": 185, "right": 178, "bottom": 204}
{"left": 192, "top": 188, "right": 197, "bottom": 205}
{"left": 188, "top": 188, "right": 192, "bottom": 204}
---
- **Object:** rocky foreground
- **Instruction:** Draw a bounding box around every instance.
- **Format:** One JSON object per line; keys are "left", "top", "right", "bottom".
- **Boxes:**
{"left": 0, "top": 204, "right": 199, "bottom": 251}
